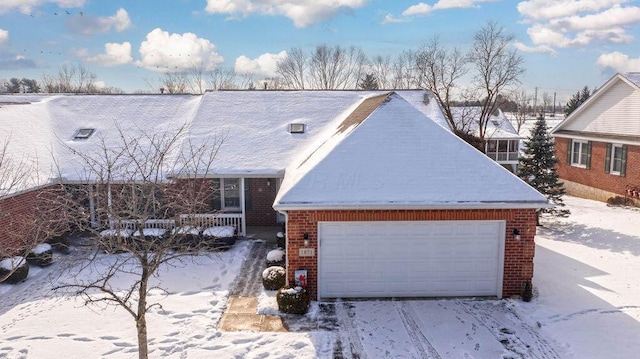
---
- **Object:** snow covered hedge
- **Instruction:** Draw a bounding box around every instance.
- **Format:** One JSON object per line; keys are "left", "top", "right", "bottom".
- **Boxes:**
{"left": 266, "top": 249, "right": 285, "bottom": 268}
{"left": 0, "top": 256, "right": 29, "bottom": 284}
{"left": 27, "top": 243, "right": 54, "bottom": 267}
{"left": 262, "top": 266, "right": 286, "bottom": 290}
{"left": 276, "top": 286, "right": 310, "bottom": 315}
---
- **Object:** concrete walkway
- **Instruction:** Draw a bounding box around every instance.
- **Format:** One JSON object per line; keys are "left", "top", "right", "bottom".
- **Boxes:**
{"left": 218, "top": 229, "right": 287, "bottom": 332}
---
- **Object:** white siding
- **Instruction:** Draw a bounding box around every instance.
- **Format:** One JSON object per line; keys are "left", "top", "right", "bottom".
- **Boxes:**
{"left": 565, "top": 80, "right": 640, "bottom": 136}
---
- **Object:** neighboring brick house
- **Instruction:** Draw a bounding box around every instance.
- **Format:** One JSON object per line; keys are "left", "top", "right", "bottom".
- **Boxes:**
{"left": 551, "top": 72, "right": 640, "bottom": 204}
{"left": 1, "top": 90, "right": 548, "bottom": 299}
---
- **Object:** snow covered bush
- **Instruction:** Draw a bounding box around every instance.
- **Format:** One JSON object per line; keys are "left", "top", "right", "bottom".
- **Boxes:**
{"left": 0, "top": 256, "right": 29, "bottom": 284}
{"left": 262, "top": 266, "right": 286, "bottom": 290}
{"left": 276, "top": 231, "right": 285, "bottom": 249}
{"left": 276, "top": 286, "right": 310, "bottom": 314}
{"left": 266, "top": 249, "right": 285, "bottom": 268}
{"left": 27, "top": 243, "right": 54, "bottom": 267}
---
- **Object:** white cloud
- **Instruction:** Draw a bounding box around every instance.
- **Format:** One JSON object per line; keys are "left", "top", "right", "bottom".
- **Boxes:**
{"left": 0, "top": 29, "right": 8, "bottom": 46}
{"left": 381, "top": 14, "right": 410, "bottom": 24}
{"left": 136, "top": 28, "right": 224, "bottom": 72}
{"left": 0, "top": 0, "right": 84, "bottom": 14}
{"left": 402, "top": 0, "right": 498, "bottom": 16}
{"left": 517, "top": 0, "right": 628, "bottom": 22}
{"left": 513, "top": 41, "right": 557, "bottom": 55}
{"left": 596, "top": 51, "right": 640, "bottom": 72}
{"left": 517, "top": 1, "right": 640, "bottom": 51}
{"left": 67, "top": 8, "right": 131, "bottom": 35}
{"left": 234, "top": 51, "right": 287, "bottom": 77}
{"left": 204, "top": 0, "right": 369, "bottom": 28}
{"left": 82, "top": 42, "right": 133, "bottom": 67}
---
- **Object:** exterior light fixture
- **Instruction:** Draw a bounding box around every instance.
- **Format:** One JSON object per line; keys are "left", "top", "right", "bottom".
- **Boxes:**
{"left": 513, "top": 228, "right": 521, "bottom": 240}
{"left": 303, "top": 233, "right": 309, "bottom": 246}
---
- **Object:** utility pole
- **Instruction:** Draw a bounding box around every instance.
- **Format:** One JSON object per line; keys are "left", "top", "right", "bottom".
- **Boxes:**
{"left": 534, "top": 87, "right": 538, "bottom": 116}
{"left": 553, "top": 91, "right": 556, "bottom": 117}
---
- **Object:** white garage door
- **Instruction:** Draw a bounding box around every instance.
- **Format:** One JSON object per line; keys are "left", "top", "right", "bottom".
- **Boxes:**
{"left": 318, "top": 220, "right": 505, "bottom": 299}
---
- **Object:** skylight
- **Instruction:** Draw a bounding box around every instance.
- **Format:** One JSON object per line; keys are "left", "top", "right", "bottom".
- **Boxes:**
{"left": 289, "top": 123, "right": 305, "bottom": 134}
{"left": 74, "top": 128, "right": 95, "bottom": 139}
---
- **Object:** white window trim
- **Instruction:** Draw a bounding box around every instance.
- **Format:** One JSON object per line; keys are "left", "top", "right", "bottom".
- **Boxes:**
{"left": 610, "top": 144, "right": 624, "bottom": 176}
{"left": 220, "top": 178, "right": 241, "bottom": 210}
{"left": 571, "top": 140, "right": 588, "bottom": 168}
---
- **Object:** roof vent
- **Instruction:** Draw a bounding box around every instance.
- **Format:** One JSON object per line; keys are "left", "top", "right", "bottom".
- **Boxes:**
{"left": 491, "top": 120, "right": 500, "bottom": 127}
{"left": 74, "top": 128, "right": 95, "bottom": 140}
{"left": 289, "top": 123, "right": 305, "bottom": 134}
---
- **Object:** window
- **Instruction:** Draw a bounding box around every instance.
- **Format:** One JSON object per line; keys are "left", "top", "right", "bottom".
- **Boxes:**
{"left": 221, "top": 178, "right": 240, "bottom": 210}
{"left": 74, "top": 128, "right": 95, "bottom": 139}
{"left": 570, "top": 140, "right": 591, "bottom": 168}
{"left": 606, "top": 143, "right": 627, "bottom": 176}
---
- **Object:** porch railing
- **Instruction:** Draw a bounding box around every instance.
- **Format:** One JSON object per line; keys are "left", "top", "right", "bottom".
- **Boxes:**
{"left": 179, "top": 213, "right": 244, "bottom": 236}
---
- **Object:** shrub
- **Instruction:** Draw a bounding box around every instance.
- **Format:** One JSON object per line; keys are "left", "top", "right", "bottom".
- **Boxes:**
{"left": 262, "top": 266, "right": 286, "bottom": 290}
{"left": 27, "top": 243, "right": 54, "bottom": 267}
{"left": 276, "top": 286, "right": 310, "bottom": 314}
{"left": 522, "top": 280, "right": 533, "bottom": 302}
{"left": 276, "top": 232, "right": 286, "bottom": 249}
{"left": 0, "top": 257, "right": 29, "bottom": 284}
{"left": 266, "top": 249, "right": 285, "bottom": 268}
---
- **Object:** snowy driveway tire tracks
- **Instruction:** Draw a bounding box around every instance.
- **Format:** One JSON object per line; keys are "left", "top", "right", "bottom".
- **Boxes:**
{"left": 397, "top": 302, "right": 443, "bottom": 359}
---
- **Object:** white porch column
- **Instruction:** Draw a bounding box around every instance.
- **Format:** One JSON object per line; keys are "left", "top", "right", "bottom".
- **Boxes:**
{"left": 240, "top": 177, "right": 246, "bottom": 237}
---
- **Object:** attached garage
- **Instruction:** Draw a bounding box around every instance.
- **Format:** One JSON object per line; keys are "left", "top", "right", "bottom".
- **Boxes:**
{"left": 318, "top": 221, "right": 505, "bottom": 299}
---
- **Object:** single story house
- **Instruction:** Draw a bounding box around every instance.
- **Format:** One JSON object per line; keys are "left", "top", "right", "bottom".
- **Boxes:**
{"left": 0, "top": 90, "right": 547, "bottom": 299}
{"left": 451, "top": 106, "right": 523, "bottom": 172}
{"left": 551, "top": 72, "right": 640, "bottom": 204}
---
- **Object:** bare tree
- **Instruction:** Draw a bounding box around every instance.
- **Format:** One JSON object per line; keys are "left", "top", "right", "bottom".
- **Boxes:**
{"left": 468, "top": 21, "right": 525, "bottom": 142}
{"left": 41, "top": 64, "right": 99, "bottom": 93}
{"left": 206, "top": 67, "right": 239, "bottom": 90}
{"left": 0, "top": 138, "right": 66, "bottom": 281}
{"left": 160, "top": 71, "right": 189, "bottom": 94}
{"left": 369, "top": 55, "right": 393, "bottom": 89}
{"left": 276, "top": 47, "right": 307, "bottom": 89}
{"left": 308, "top": 44, "right": 366, "bottom": 90}
{"left": 52, "top": 124, "right": 223, "bottom": 359}
{"left": 188, "top": 61, "right": 208, "bottom": 94}
{"left": 510, "top": 88, "right": 532, "bottom": 133}
{"left": 391, "top": 50, "right": 418, "bottom": 89}
{"left": 541, "top": 91, "right": 552, "bottom": 116}
{"left": 414, "top": 36, "right": 469, "bottom": 131}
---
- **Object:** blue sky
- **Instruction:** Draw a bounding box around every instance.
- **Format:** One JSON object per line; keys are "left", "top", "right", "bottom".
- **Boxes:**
{"left": 1, "top": 0, "right": 639, "bottom": 102}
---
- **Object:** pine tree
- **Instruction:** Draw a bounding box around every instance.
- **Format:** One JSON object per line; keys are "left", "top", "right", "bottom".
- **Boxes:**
{"left": 518, "top": 116, "right": 570, "bottom": 224}
{"left": 358, "top": 73, "right": 379, "bottom": 90}
{"left": 565, "top": 85, "right": 591, "bottom": 116}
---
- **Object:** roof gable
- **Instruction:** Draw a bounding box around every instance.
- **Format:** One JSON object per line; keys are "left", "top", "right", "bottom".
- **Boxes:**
{"left": 275, "top": 93, "right": 547, "bottom": 209}
{"left": 451, "top": 106, "right": 520, "bottom": 139}
{"left": 552, "top": 73, "right": 640, "bottom": 142}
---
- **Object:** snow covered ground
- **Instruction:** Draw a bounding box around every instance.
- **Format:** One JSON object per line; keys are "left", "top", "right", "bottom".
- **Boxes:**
{"left": 1, "top": 196, "right": 639, "bottom": 358}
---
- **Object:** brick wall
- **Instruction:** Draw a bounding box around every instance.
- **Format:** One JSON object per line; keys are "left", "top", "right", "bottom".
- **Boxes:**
{"left": 286, "top": 208, "right": 537, "bottom": 299}
{"left": 0, "top": 185, "right": 66, "bottom": 257}
{"left": 245, "top": 178, "right": 278, "bottom": 226}
{"left": 556, "top": 139, "right": 640, "bottom": 199}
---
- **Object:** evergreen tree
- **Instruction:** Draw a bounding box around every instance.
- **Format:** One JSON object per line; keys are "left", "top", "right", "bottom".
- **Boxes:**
{"left": 518, "top": 116, "right": 569, "bottom": 224}
{"left": 565, "top": 85, "right": 591, "bottom": 116}
{"left": 358, "top": 73, "right": 379, "bottom": 90}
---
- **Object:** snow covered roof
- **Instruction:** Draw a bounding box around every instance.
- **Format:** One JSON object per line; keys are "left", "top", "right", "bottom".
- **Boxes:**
{"left": 451, "top": 106, "right": 521, "bottom": 140}
{"left": 274, "top": 93, "right": 548, "bottom": 210}
{"left": 0, "top": 90, "right": 446, "bottom": 191}
{"left": 551, "top": 72, "right": 640, "bottom": 144}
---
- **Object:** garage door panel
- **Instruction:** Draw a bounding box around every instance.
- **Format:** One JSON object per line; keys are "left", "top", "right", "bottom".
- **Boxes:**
{"left": 319, "top": 221, "right": 504, "bottom": 298}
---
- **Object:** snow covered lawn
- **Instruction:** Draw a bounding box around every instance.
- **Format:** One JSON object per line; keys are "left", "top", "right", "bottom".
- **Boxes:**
{"left": 1, "top": 196, "right": 639, "bottom": 358}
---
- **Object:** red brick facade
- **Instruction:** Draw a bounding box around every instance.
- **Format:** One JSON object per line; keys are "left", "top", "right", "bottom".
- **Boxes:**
{"left": 0, "top": 185, "right": 67, "bottom": 257}
{"left": 245, "top": 178, "right": 279, "bottom": 226}
{"left": 285, "top": 208, "right": 537, "bottom": 299}
{"left": 556, "top": 139, "right": 640, "bottom": 197}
